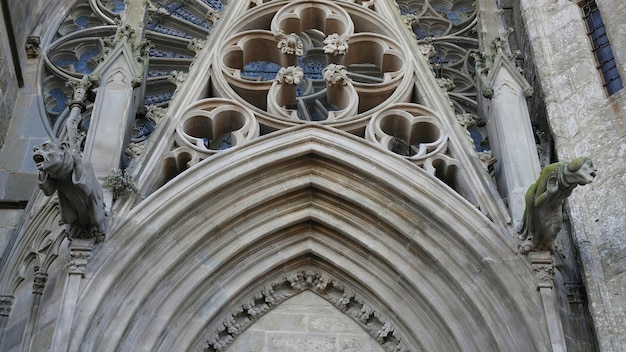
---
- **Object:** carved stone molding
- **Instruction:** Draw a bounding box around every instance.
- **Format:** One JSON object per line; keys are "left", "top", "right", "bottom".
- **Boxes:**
{"left": 199, "top": 269, "right": 410, "bottom": 352}
{"left": 0, "top": 296, "right": 14, "bottom": 317}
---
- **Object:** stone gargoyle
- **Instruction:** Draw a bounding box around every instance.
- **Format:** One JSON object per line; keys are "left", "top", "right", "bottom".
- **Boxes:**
{"left": 33, "top": 141, "right": 107, "bottom": 241}
{"left": 518, "top": 157, "right": 596, "bottom": 254}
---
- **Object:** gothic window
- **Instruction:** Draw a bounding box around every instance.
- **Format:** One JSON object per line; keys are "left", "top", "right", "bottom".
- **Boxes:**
{"left": 580, "top": 0, "right": 623, "bottom": 96}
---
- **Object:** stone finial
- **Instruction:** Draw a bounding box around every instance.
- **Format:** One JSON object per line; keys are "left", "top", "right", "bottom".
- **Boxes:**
{"left": 518, "top": 157, "right": 596, "bottom": 254}
{"left": 323, "top": 33, "right": 349, "bottom": 56}
{"left": 32, "top": 141, "right": 107, "bottom": 242}
{"left": 322, "top": 64, "right": 349, "bottom": 86}
{"left": 276, "top": 66, "right": 303, "bottom": 85}
{"left": 275, "top": 30, "right": 303, "bottom": 56}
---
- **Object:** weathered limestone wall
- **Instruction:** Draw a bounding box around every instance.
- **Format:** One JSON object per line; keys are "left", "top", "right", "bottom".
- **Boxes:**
{"left": 0, "top": 3, "right": 18, "bottom": 149}
{"left": 518, "top": 0, "right": 626, "bottom": 350}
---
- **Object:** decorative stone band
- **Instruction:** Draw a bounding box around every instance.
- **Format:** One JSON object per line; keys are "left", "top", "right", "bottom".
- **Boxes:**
{"left": 0, "top": 295, "right": 14, "bottom": 317}
{"left": 198, "top": 269, "right": 410, "bottom": 352}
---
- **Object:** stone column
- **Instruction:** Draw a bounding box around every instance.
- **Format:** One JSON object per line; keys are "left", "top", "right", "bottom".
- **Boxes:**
{"left": 0, "top": 295, "right": 14, "bottom": 350}
{"left": 50, "top": 238, "right": 94, "bottom": 352}
{"left": 65, "top": 76, "right": 97, "bottom": 152}
{"left": 20, "top": 271, "right": 47, "bottom": 352}
{"left": 529, "top": 251, "right": 567, "bottom": 352}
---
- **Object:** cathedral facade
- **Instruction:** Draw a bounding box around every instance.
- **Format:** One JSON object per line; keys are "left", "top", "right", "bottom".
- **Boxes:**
{"left": 0, "top": 0, "right": 624, "bottom": 351}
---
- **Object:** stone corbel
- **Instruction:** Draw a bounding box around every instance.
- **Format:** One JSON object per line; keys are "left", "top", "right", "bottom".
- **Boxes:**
{"left": 187, "top": 39, "right": 206, "bottom": 54}
{"left": 206, "top": 7, "right": 220, "bottom": 24}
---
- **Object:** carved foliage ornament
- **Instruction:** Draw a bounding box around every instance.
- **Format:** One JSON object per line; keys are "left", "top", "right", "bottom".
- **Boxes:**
{"left": 199, "top": 269, "right": 410, "bottom": 352}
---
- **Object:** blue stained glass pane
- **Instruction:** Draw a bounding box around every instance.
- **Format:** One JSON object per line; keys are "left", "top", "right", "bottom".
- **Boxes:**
{"left": 49, "top": 88, "right": 68, "bottom": 113}
{"left": 110, "top": 0, "right": 125, "bottom": 13}
{"left": 201, "top": 0, "right": 224, "bottom": 11}
{"left": 79, "top": 49, "right": 100, "bottom": 61}
{"left": 53, "top": 58, "right": 75, "bottom": 66}
{"left": 75, "top": 16, "right": 89, "bottom": 29}
{"left": 241, "top": 61, "right": 281, "bottom": 81}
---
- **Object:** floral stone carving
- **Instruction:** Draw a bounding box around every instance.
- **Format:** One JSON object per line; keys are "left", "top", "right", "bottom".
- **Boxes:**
{"left": 518, "top": 157, "right": 596, "bottom": 254}
{"left": 33, "top": 141, "right": 107, "bottom": 242}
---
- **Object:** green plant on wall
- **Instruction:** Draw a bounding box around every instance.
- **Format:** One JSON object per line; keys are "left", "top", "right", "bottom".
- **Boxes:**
{"left": 103, "top": 168, "right": 137, "bottom": 200}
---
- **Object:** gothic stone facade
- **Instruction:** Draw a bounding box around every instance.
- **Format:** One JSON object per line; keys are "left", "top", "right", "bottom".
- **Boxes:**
{"left": 0, "top": 0, "right": 624, "bottom": 351}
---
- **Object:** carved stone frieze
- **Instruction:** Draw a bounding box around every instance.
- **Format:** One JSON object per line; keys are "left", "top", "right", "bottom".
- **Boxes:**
{"left": 199, "top": 269, "right": 410, "bottom": 352}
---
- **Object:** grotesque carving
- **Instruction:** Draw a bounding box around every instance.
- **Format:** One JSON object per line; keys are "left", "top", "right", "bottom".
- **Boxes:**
{"left": 518, "top": 157, "right": 596, "bottom": 254}
{"left": 33, "top": 141, "right": 107, "bottom": 242}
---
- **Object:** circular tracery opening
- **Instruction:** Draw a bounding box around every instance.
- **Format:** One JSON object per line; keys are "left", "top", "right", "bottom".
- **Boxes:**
{"left": 214, "top": 0, "right": 410, "bottom": 128}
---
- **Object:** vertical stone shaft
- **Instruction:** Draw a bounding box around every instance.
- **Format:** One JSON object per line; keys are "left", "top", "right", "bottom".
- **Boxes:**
{"left": 0, "top": 295, "right": 14, "bottom": 350}
{"left": 19, "top": 271, "right": 47, "bottom": 352}
{"left": 530, "top": 251, "right": 567, "bottom": 352}
{"left": 49, "top": 238, "right": 94, "bottom": 352}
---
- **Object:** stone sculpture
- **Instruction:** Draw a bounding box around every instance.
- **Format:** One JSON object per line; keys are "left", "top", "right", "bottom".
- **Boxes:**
{"left": 518, "top": 157, "right": 596, "bottom": 253}
{"left": 33, "top": 141, "right": 107, "bottom": 241}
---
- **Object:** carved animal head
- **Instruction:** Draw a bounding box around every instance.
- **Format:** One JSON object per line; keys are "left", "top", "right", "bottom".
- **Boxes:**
{"left": 565, "top": 157, "right": 597, "bottom": 185}
{"left": 32, "top": 141, "right": 72, "bottom": 178}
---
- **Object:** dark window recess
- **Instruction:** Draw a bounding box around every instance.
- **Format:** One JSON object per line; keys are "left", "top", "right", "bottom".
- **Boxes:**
{"left": 581, "top": 0, "right": 623, "bottom": 95}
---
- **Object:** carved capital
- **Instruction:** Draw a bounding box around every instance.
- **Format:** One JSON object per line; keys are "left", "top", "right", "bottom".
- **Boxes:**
{"left": 33, "top": 271, "right": 49, "bottom": 295}
{"left": 276, "top": 66, "right": 303, "bottom": 85}
{"left": 323, "top": 64, "right": 349, "bottom": 86}
{"left": 66, "top": 77, "right": 93, "bottom": 111}
{"left": 0, "top": 295, "right": 14, "bottom": 316}
{"left": 275, "top": 30, "right": 303, "bottom": 56}
{"left": 68, "top": 243, "right": 93, "bottom": 276}
{"left": 529, "top": 251, "right": 554, "bottom": 289}
{"left": 323, "top": 33, "right": 349, "bottom": 56}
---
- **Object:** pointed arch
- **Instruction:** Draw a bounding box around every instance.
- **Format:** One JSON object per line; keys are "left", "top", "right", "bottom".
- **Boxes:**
{"left": 69, "top": 125, "right": 550, "bottom": 352}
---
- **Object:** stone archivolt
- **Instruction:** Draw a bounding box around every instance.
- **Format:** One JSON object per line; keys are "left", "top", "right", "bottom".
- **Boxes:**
{"left": 69, "top": 126, "right": 548, "bottom": 352}
{"left": 201, "top": 269, "right": 409, "bottom": 352}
